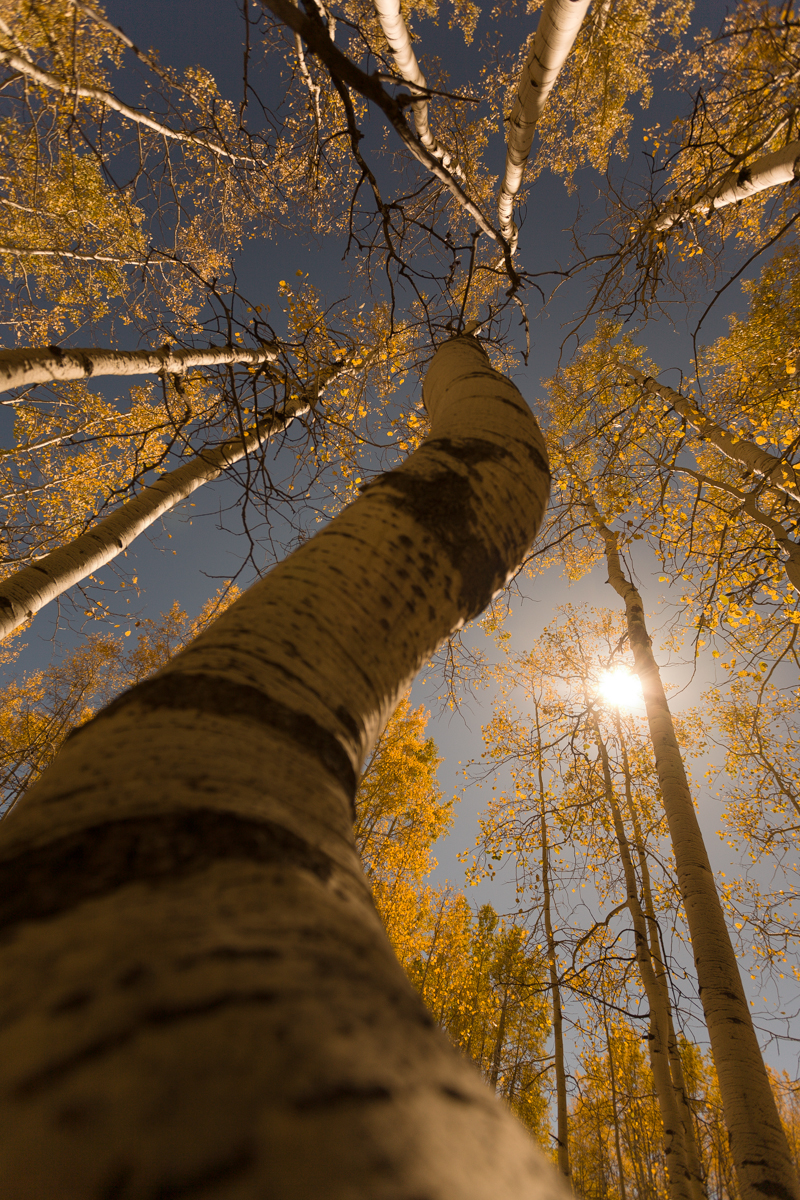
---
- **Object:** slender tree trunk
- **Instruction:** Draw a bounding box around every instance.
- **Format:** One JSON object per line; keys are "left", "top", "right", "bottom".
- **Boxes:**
{"left": 622, "top": 364, "right": 800, "bottom": 511}
{"left": 593, "top": 718, "right": 698, "bottom": 1200}
{"left": 0, "top": 336, "right": 565, "bottom": 1198}
{"left": 652, "top": 140, "right": 800, "bottom": 232}
{"left": 372, "top": 0, "right": 461, "bottom": 176}
{"left": 535, "top": 710, "right": 571, "bottom": 1182}
{"left": 584, "top": 495, "right": 799, "bottom": 1200}
{"left": 617, "top": 721, "right": 706, "bottom": 1195}
{"left": 603, "top": 1013, "right": 628, "bottom": 1200}
{"left": 490, "top": 987, "right": 509, "bottom": 1088}
{"left": 0, "top": 341, "right": 278, "bottom": 391}
{"left": 0, "top": 361, "right": 345, "bottom": 640}
{"left": 497, "top": 0, "right": 592, "bottom": 246}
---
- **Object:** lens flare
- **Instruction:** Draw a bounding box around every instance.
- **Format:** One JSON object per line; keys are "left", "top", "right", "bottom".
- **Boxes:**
{"left": 598, "top": 667, "right": 642, "bottom": 709}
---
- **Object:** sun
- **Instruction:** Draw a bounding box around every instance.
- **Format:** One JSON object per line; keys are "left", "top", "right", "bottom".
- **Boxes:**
{"left": 598, "top": 667, "right": 642, "bottom": 709}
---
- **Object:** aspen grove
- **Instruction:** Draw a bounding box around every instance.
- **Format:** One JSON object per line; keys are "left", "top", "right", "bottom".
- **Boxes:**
{"left": 0, "top": 0, "right": 799, "bottom": 1197}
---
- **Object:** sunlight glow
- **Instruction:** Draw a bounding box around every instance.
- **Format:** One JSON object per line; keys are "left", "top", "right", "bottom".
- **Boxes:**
{"left": 598, "top": 667, "right": 642, "bottom": 709}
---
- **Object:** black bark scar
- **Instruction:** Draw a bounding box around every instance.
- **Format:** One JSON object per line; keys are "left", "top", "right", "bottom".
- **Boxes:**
{"left": 372, "top": 436, "right": 549, "bottom": 617}
{"left": 72, "top": 672, "right": 358, "bottom": 800}
{"left": 0, "top": 809, "right": 335, "bottom": 935}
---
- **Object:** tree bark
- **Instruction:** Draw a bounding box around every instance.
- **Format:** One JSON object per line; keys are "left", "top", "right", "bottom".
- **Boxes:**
{"left": 0, "top": 342, "right": 278, "bottom": 392}
{"left": 0, "top": 357, "right": 345, "bottom": 640}
{"left": 0, "top": 336, "right": 565, "bottom": 1199}
{"left": 497, "top": 0, "right": 592, "bottom": 247}
{"left": 584, "top": 493, "right": 799, "bottom": 1200}
{"left": 490, "top": 987, "right": 509, "bottom": 1088}
{"left": 652, "top": 140, "right": 800, "bottom": 233}
{"left": 534, "top": 706, "right": 571, "bottom": 1182}
{"left": 616, "top": 721, "right": 706, "bottom": 1196}
{"left": 372, "top": 0, "right": 462, "bottom": 177}
{"left": 592, "top": 717, "right": 699, "bottom": 1200}
{"left": 622, "top": 364, "right": 800, "bottom": 511}
{"left": 602, "top": 1012, "right": 628, "bottom": 1200}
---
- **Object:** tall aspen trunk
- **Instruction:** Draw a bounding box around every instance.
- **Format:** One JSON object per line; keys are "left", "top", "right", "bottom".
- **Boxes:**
{"left": 535, "top": 705, "right": 571, "bottom": 1182}
{"left": 490, "top": 988, "right": 509, "bottom": 1088}
{"left": 0, "top": 361, "right": 344, "bottom": 640}
{"left": 622, "top": 364, "right": 800, "bottom": 510}
{"left": 617, "top": 722, "right": 706, "bottom": 1194}
{"left": 0, "top": 341, "right": 279, "bottom": 392}
{"left": 497, "top": 0, "right": 592, "bottom": 247}
{"left": 0, "top": 336, "right": 567, "bottom": 1199}
{"left": 585, "top": 496, "right": 799, "bottom": 1200}
{"left": 603, "top": 1013, "right": 628, "bottom": 1200}
{"left": 592, "top": 718, "right": 698, "bottom": 1200}
{"left": 652, "top": 140, "right": 800, "bottom": 233}
{"left": 371, "top": 0, "right": 461, "bottom": 176}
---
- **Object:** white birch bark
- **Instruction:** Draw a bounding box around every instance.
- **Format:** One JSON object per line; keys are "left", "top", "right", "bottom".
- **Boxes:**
{"left": 540, "top": 801, "right": 570, "bottom": 1180}
{"left": 580, "top": 491, "right": 800, "bottom": 1200}
{"left": 497, "top": 0, "right": 592, "bottom": 247}
{"left": 653, "top": 140, "right": 800, "bottom": 232}
{"left": 617, "top": 724, "right": 706, "bottom": 1197}
{"left": 592, "top": 718, "right": 700, "bottom": 1200}
{"left": 533, "top": 702, "right": 570, "bottom": 1181}
{"left": 0, "top": 342, "right": 278, "bottom": 393}
{"left": 0, "top": 376, "right": 318, "bottom": 640}
{"left": 623, "top": 364, "right": 800, "bottom": 511}
{"left": 0, "top": 336, "right": 562, "bottom": 1199}
{"left": 372, "top": 0, "right": 462, "bottom": 176}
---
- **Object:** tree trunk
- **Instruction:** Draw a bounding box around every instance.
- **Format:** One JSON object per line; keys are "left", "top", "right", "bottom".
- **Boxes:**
{"left": 372, "top": 0, "right": 461, "bottom": 176}
{"left": 585, "top": 494, "right": 799, "bottom": 1200}
{"left": 622, "top": 364, "right": 800, "bottom": 511}
{"left": 0, "top": 360, "right": 350, "bottom": 640}
{"left": 0, "top": 342, "right": 278, "bottom": 392}
{"left": 535, "top": 710, "right": 571, "bottom": 1182}
{"left": 0, "top": 335, "right": 566, "bottom": 1199}
{"left": 652, "top": 140, "right": 800, "bottom": 233}
{"left": 616, "top": 720, "right": 706, "bottom": 1196}
{"left": 603, "top": 1012, "right": 628, "bottom": 1200}
{"left": 490, "top": 987, "right": 509, "bottom": 1088}
{"left": 497, "top": 0, "right": 591, "bottom": 246}
{"left": 593, "top": 717, "right": 699, "bottom": 1200}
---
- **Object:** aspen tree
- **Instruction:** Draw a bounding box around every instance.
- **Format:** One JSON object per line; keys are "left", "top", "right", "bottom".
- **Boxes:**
{"left": 533, "top": 700, "right": 571, "bottom": 1181}
{"left": 0, "top": 336, "right": 563, "bottom": 1198}
{"left": 623, "top": 364, "right": 800, "bottom": 511}
{"left": 371, "top": 0, "right": 462, "bottom": 175}
{"left": 497, "top": 0, "right": 592, "bottom": 247}
{"left": 0, "top": 343, "right": 279, "bottom": 393}
{"left": 615, "top": 713, "right": 705, "bottom": 1192}
{"left": 591, "top": 715, "right": 702, "bottom": 1200}
{"left": 0, "top": 356, "right": 348, "bottom": 639}
{"left": 652, "top": 139, "right": 800, "bottom": 232}
{"left": 575, "top": 486, "right": 799, "bottom": 1200}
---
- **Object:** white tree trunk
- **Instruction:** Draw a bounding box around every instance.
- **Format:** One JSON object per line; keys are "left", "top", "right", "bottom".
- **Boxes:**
{"left": 584, "top": 495, "right": 799, "bottom": 1200}
{"left": 0, "top": 336, "right": 563, "bottom": 1199}
{"left": 372, "top": 0, "right": 462, "bottom": 176}
{"left": 623, "top": 364, "right": 800, "bottom": 510}
{"left": 593, "top": 718, "right": 700, "bottom": 1200}
{"left": 653, "top": 140, "right": 800, "bottom": 232}
{"left": 497, "top": 0, "right": 592, "bottom": 247}
{"left": 0, "top": 342, "right": 278, "bottom": 392}
{"left": 617, "top": 725, "right": 706, "bottom": 1196}
{"left": 0, "top": 393, "right": 312, "bottom": 640}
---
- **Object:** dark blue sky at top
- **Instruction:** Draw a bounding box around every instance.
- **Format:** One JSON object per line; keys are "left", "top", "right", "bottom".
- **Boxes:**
{"left": 7, "top": 0, "right": 795, "bottom": 1066}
